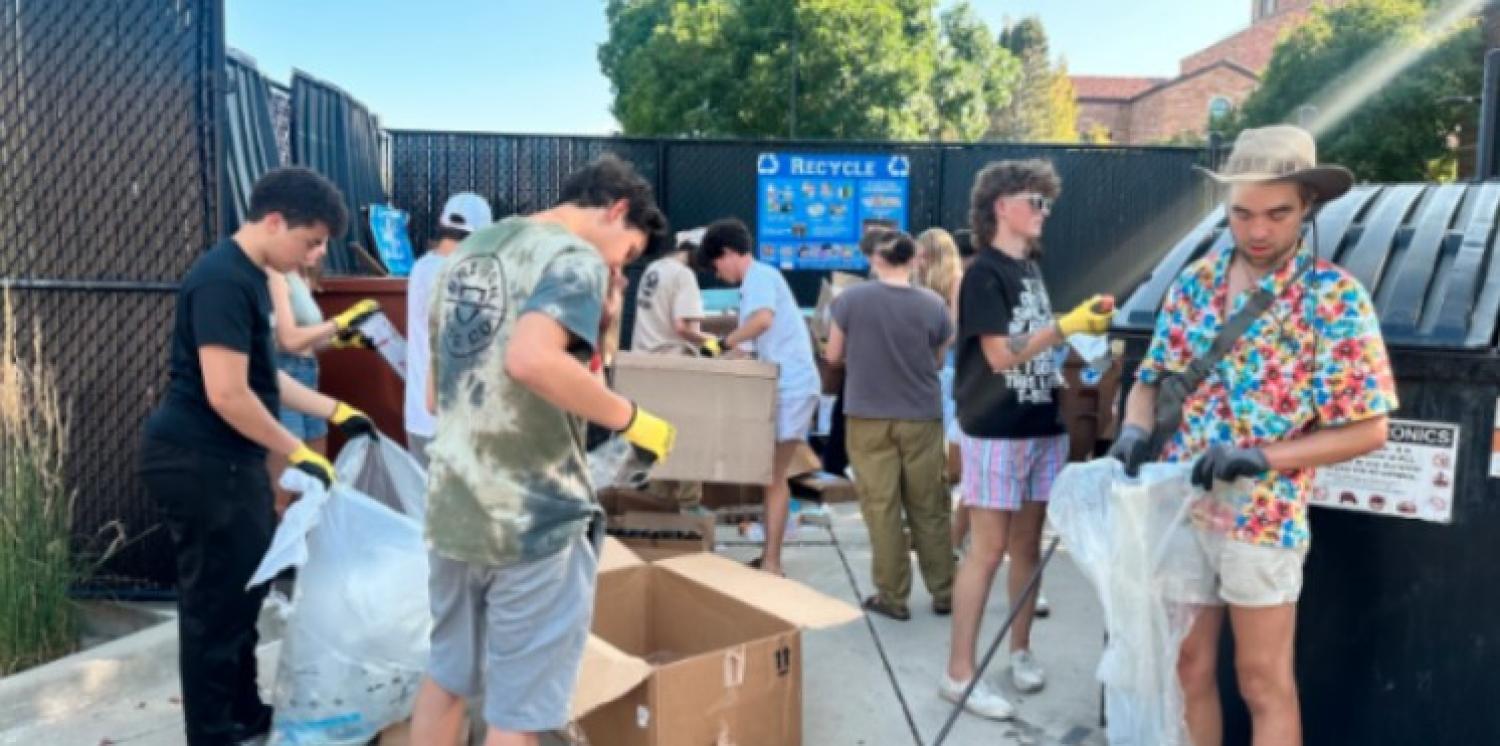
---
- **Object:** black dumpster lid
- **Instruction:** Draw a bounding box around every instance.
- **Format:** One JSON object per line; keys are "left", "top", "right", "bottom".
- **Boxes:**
{"left": 1117, "top": 182, "right": 1500, "bottom": 350}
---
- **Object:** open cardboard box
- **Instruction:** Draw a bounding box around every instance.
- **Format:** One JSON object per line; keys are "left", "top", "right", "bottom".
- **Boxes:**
{"left": 612, "top": 352, "right": 778, "bottom": 485}
{"left": 571, "top": 539, "right": 861, "bottom": 746}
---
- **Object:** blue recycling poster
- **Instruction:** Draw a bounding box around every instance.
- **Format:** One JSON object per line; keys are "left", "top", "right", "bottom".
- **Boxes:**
{"left": 368, "top": 203, "right": 415, "bottom": 276}
{"left": 755, "top": 152, "right": 910, "bottom": 271}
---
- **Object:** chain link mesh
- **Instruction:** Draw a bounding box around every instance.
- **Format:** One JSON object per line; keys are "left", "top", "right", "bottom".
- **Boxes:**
{"left": 1, "top": 0, "right": 222, "bottom": 593}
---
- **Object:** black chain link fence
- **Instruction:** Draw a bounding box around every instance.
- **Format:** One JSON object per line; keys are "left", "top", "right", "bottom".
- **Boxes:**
{"left": 391, "top": 132, "right": 1221, "bottom": 346}
{"left": 1, "top": 0, "right": 223, "bottom": 595}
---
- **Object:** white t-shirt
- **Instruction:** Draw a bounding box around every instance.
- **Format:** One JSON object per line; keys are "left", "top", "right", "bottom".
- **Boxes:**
{"left": 404, "top": 251, "right": 448, "bottom": 437}
{"left": 631, "top": 255, "right": 704, "bottom": 353}
{"left": 739, "top": 261, "right": 819, "bottom": 397}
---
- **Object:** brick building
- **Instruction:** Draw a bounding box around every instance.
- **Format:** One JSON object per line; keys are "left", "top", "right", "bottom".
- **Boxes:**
{"left": 1074, "top": 0, "right": 1346, "bottom": 144}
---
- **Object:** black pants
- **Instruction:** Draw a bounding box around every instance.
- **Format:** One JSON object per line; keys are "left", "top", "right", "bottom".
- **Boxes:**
{"left": 138, "top": 437, "right": 275, "bottom": 745}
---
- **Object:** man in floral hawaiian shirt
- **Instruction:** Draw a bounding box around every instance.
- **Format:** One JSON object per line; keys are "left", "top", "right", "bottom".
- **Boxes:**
{"left": 1112, "top": 125, "right": 1397, "bottom": 746}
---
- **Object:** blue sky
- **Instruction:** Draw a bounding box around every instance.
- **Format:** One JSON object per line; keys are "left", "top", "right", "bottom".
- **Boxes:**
{"left": 227, "top": 1, "right": 1247, "bottom": 134}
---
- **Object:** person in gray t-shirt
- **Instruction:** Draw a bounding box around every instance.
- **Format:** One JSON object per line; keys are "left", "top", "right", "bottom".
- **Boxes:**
{"left": 825, "top": 229, "right": 955, "bottom": 621}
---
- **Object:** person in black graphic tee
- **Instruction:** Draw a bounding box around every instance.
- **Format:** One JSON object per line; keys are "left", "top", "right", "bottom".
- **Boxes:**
{"left": 942, "top": 160, "right": 1115, "bottom": 722}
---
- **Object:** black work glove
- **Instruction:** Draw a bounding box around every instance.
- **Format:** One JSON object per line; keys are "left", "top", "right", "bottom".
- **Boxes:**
{"left": 1107, "top": 424, "right": 1152, "bottom": 478}
{"left": 1190, "top": 444, "right": 1271, "bottom": 491}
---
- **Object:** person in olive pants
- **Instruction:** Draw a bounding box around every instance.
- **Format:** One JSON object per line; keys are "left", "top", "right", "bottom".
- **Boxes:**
{"left": 824, "top": 229, "right": 955, "bottom": 620}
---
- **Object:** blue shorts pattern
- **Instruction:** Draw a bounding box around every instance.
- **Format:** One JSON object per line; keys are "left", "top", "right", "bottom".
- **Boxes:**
{"left": 276, "top": 354, "right": 327, "bottom": 440}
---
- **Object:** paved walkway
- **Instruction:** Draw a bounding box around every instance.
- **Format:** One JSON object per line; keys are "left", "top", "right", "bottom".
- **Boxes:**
{"left": 1, "top": 504, "right": 1111, "bottom": 746}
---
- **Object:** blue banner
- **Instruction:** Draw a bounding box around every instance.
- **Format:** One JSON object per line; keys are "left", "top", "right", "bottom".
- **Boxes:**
{"left": 368, "top": 203, "right": 415, "bottom": 276}
{"left": 755, "top": 152, "right": 910, "bottom": 271}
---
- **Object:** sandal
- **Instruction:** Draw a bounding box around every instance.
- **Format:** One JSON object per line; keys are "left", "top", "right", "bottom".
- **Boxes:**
{"left": 862, "top": 595, "right": 911, "bottom": 621}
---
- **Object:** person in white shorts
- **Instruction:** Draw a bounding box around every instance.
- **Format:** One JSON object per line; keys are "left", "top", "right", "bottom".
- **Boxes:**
{"left": 695, "top": 218, "right": 819, "bottom": 578}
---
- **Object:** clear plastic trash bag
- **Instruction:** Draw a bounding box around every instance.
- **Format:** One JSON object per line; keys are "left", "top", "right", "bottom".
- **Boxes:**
{"left": 248, "top": 434, "right": 431, "bottom": 745}
{"left": 1048, "top": 459, "right": 1212, "bottom": 746}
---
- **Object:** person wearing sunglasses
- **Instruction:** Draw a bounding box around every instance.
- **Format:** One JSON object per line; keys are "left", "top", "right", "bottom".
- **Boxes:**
{"left": 941, "top": 159, "right": 1114, "bottom": 722}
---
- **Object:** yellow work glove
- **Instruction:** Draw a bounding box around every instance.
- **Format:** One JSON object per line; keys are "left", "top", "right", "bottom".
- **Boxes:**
{"left": 332, "top": 298, "right": 380, "bottom": 333}
{"left": 1056, "top": 295, "right": 1115, "bottom": 338}
{"left": 330, "top": 401, "right": 377, "bottom": 439}
{"left": 621, "top": 404, "right": 676, "bottom": 465}
{"left": 330, "top": 327, "right": 373, "bottom": 349}
{"left": 700, "top": 336, "right": 724, "bottom": 358}
{"left": 289, "top": 443, "right": 335, "bottom": 489}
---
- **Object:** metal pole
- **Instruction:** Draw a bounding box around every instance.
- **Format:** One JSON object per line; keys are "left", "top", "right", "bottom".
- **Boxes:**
{"left": 1476, "top": 48, "right": 1500, "bottom": 181}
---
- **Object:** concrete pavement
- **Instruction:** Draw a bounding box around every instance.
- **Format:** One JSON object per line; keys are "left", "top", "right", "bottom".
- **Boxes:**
{"left": 0, "top": 503, "right": 1111, "bottom": 746}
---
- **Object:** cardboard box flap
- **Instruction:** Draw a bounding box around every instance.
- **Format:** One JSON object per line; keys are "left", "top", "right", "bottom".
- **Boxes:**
{"left": 654, "top": 553, "right": 862, "bottom": 630}
{"left": 598, "top": 536, "right": 645, "bottom": 573}
{"left": 614, "top": 351, "right": 777, "bottom": 379}
{"left": 570, "top": 634, "right": 652, "bottom": 719}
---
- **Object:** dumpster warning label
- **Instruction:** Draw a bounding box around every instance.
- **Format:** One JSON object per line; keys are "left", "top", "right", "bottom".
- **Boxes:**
{"left": 1312, "top": 419, "right": 1458, "bottom": 524}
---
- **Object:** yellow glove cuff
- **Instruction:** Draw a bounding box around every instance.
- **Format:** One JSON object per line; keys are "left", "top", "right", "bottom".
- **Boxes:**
{"left": 330, "top": 401, "right": 360, "bottom": 425}
{"left": 622, "top": 406, "right": 676, "bottom": 463}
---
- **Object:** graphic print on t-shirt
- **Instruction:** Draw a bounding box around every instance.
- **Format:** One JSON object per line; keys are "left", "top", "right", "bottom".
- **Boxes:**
{"left": 442, "top": 254, "right": 508, "bottom": 358}
{"left": 1008, "top": 278, "right": 1063, "bottom": 404}
{"left": 637, "top": 267, "right": 662, "bottom": 311}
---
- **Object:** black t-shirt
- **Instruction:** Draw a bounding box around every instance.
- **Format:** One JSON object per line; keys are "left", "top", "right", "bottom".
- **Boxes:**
{"left": 954, "top": 248, "right": 1065, "bottom": 439}
{"left": 145, "top": 239, "right": 280, "bottom": 460}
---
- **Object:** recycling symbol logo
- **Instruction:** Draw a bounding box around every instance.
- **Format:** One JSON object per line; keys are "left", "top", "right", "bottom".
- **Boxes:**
{"left": 757, "top": 153, "right": 780, "bottom": 175}
{"left": 888, "top": 155, "right": 910, "bottom": 178}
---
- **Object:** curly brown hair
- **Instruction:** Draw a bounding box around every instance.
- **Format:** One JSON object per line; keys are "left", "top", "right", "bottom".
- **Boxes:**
{"left": 968, "top": 159, "right": 1061, "bottom": 253}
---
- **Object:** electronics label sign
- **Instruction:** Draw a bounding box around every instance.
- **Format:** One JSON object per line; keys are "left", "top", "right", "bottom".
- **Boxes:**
{"left": 755, "top": 152, "right": 910, "bottom": 271}
{"left": 1312, "top": 419, "right": 1458, "bottom": 524}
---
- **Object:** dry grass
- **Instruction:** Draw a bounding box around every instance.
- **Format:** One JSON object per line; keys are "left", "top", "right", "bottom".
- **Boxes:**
{"left": 0, "top": 289, "right": 78, "bottom": 674}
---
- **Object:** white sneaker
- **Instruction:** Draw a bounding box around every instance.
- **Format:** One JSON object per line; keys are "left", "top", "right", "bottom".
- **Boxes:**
{"left": 1035, "top": 593, "right": 1051, "bottom": 618}
{"left": 1010, "top": 649, "right": 1047, "bottom": 693}
{"left": 939, "top": 674, "right": 1016, "bottom": 720}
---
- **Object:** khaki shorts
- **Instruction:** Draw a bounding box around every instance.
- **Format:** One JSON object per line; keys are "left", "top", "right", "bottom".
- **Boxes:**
{"left": 1161, "top": 527, "right": 1308, "bottom": 608}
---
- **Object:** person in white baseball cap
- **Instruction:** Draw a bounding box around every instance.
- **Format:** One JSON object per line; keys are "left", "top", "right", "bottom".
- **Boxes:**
{"left": 405, "top": 192, "right": 494, "bottom": 465}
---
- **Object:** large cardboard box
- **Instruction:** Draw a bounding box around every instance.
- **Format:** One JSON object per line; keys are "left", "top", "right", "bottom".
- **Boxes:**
{"left": 612, "top": 352, "right": 778, "bottom": 485}
{"left": 572, "top": 542, "right": 861, "bottom": 746}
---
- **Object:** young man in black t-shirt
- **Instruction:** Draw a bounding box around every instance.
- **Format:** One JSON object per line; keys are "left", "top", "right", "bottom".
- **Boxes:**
{"left": 941, "top": 160, "right": 1114, "bottom": 722}
{"left": 139, "top": 168, "right": 379, "bottom": 746}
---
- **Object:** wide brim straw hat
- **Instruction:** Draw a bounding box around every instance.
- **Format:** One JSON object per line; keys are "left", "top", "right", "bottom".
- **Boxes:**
{"left": 1195, "top": 124, "right": 1353, "bottom": 205}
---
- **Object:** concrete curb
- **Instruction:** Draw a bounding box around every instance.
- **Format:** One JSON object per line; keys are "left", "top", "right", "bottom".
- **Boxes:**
{"left": 0, "top": 618, "right": 179, "bottom": 727}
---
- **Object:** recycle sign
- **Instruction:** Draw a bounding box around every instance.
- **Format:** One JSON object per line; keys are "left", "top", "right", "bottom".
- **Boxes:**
{"left": 757, "top": 153, "right": 780, "bottom": 175}
{"left": 888, "top": 155, "right": 910, "bottom": 178}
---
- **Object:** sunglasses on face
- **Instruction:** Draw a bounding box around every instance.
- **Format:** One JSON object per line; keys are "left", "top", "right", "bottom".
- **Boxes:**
{"left": 1010, "top": 193, "right": 1054, "bottom": 213}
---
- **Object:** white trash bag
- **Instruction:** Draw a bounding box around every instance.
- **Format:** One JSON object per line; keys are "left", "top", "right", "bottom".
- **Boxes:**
{"left": 248, "top": 435, "right": 431, "bottom": 745}
{"left": 1048, "top": 459, "right": 1205, "bottom": 746}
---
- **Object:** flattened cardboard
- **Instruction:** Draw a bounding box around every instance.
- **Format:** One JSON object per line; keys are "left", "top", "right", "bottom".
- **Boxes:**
{"left": 609, "top": 511, "right": 716, "bottom": 561}
{"left": 655, "top": 553, "right": 863, "bottom": 630}
{"left": 598, "top": 487, "right": 678, "bottom": 516}
{"left": 612, "top": 352, "right": 777, "bottom": 485}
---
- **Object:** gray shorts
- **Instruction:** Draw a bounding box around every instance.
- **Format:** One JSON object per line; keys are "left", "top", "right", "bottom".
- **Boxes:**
{"left": 426, "top": 533, "right": 598, "bottom": 732}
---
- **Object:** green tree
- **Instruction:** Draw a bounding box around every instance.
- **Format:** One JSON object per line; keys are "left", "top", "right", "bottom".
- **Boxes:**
{"left": 990, "top": 17, "right": 1078, "bottom": 142}
{"left": 932, "top": 1, "right": 1020, "bottom": 141}
{"left": 599, "top": 0, "right": 946, "bottom": 139}
{"left": 1226, "top": 0, "right": 1482, "bottom": 181}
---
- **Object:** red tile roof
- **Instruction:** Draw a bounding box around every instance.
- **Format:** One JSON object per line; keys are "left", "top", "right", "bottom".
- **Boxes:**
{"left": 1071, "top": 76, "right": 1168, "bottom": 101}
